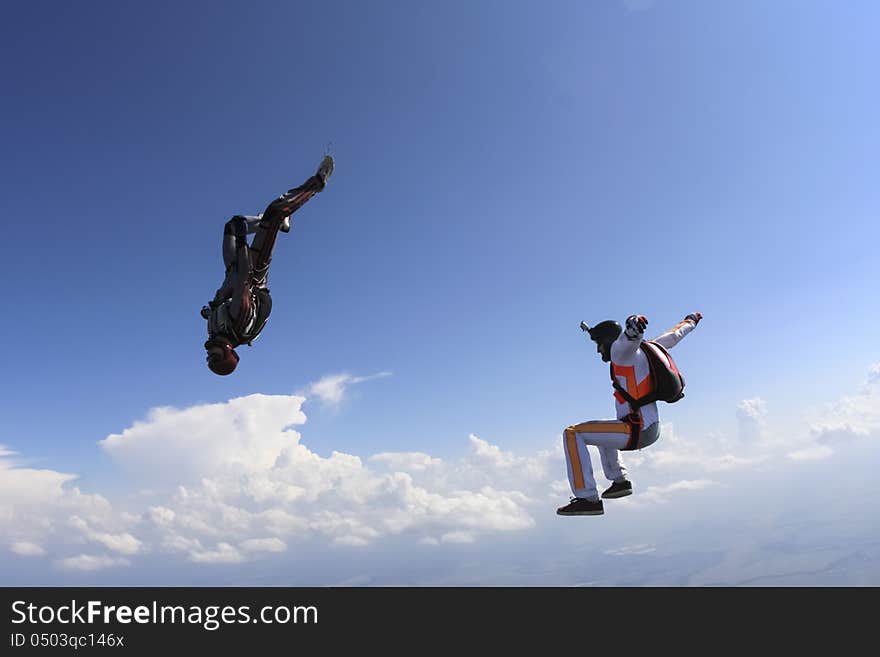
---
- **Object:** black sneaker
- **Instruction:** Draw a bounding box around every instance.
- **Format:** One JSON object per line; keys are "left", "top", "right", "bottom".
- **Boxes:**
{"left": 556, "top": 497, "right": 604, "bottom": 516}
{"left": 601, "top": 480, "right": 632, "bottom": 499}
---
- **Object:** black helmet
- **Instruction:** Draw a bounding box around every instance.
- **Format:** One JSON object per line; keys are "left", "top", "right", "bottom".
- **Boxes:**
{"left": 581, "top": 320, "right": 621, "bottom": 362}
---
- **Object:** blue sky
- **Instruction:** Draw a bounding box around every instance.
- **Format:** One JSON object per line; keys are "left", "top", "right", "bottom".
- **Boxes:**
{"left": 2, "top": 0, "right": 879, "bottom": 585}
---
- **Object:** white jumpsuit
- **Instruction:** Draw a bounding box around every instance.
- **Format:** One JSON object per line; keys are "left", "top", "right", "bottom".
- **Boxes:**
{"left": 563, "top": 317, "right": 696, "bottom": 501}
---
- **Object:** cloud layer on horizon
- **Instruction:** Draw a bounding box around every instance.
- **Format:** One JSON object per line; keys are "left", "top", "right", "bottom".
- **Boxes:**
{"left": 3, "top": 364, "right": 879, "bottom": 580}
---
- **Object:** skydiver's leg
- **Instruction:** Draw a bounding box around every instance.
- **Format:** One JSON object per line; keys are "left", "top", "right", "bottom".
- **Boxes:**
{"left": 563, "top": 421, "right": 631, "bottom": 500}
{"left": 563, "top": 426, "right": 599, "bottom": 501}
{"left": 221, "top": 215, "right": 263, "bottom": 268}
{"left": 597, "top": 445, "right": 628, "bottom": 484}
{"left": 636, "top": 422, "right": 661, "bottom": 450}
{"left": 214, "top": 215, "right": 262, "bottom": 299}
{"left": 219, "top": 216, "right": 255, "bottom": 331}
{"left": 247, "top": 175, "right": 325, "bottom": 288}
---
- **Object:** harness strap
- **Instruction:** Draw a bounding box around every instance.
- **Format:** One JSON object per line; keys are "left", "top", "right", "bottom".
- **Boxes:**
{"left": 623, "top": 413, "right": 641, "bottom": 451}
{"left": 608, "top": 365, "right": 647, "bottom": 450}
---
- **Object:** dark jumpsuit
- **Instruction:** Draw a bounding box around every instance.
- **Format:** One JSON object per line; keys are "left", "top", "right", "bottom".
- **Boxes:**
{"left": 207, "top": 174, "right": 325, "bottom": 346}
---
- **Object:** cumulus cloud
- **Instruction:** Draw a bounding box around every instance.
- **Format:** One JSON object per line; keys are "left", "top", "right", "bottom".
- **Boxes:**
{"left": 620, "top": 421, "right": 767, "bottom": 485}
{"left": 69, "top": 516, "right": 142, "bottom": 556}
{"left": 90, "top": 394, "right": 547, "bottom": 565}
{"left": 188, "top": 543, "right": 245, "bottom": 564}
{"left": 10, "top": 541, "right": 47, "bottom": 557}
{"left": 798, "top": 363, "right": 880, "bottom": 457}
{"left": 787, "top": 445, "right": 834, "bottom": 461}
{"left": 0, "top": 447, "right": 130, "bottom": 568}
{"left": 240, "top": 538, "right": 287, "bottom": 554}
{"left": 630, "top": 479, "right": 716, "bottom": 506}
{"left": 369, "top": 452, "right": 442, "bottom": 472}
{"left": 737, "top": 397, "right": 768, "bottom": 443}
{"left": 9, "top": 361, "right": 878, "bottom": 582}
{"left": 0, "top": 386, "right": 786, "bottom": 579}
{"left": 440, "top": 531, "right": 476, "bottom": 544}
{"left": 99, "top": 395, "right": 308, "bottom": 484}
{"left": 55, "top": 554, "right": 130, "bottom": 572}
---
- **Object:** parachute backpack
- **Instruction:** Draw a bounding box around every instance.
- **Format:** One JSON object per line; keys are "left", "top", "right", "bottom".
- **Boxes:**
{"left": 611, "top": 340, "right": 685, "bottom": 409}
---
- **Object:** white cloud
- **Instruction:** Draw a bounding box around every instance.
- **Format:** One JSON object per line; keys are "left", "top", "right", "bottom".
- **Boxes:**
{"left": 0, "top": 446, "right": 129, "bottom": 568}
{"left": 795, "top": 363, "right": 880, "bottom": 457}
{"left": 441, "top": 531, "right": 476, "bottom": 544}
{"left": 55, "top": 554, "right": 130, "bottom": 572}
{"left": 70, "top": 516, "right": 142, "bottom": 556}
{"left": 737, "top": 398, "right": 767, "bottom": 421}
{"left": 10, "top": 541, "right": 46, "bottom": 557}
{"left": 332, "top": 536, "right": 370, "bottom": 548}
{"left": 148, "top": 506, "right": 175, "bottom": 525}
{"left": 6, "top": 362, "right": 880, "bottom": 583}
{"left": 604, "top": 544, "right": 656, "bottom": 556}
{"left": 99, "top": 395, "right": 308, "bottom": 484}
{"left": 630, "top": 479, "right": 716, "bottom": 506}
{"left": 240, "top": 538, "right": 287, "bottom": 554}
{"left": 737, "top": 397, "right": 768, "bottom": 443}
{"left": 304, "top": 372, "right": 391, "bottom": 408}
{"left": 0, "top": 390, "right": 771, "bottom": 578}
{"left": 622, "top": 421, "right": 769, "bottom": 481}
{"left": 787, "top": 445, "right": 834, "bottom": 461}
{"left": 370, "top": 452, "right": 442, "bottom": 472}
{"left": 188, "top": 542, "right": 244, "bottom": 564}
{"left": 91, "top": 396, "right": 549, "bottom": 566}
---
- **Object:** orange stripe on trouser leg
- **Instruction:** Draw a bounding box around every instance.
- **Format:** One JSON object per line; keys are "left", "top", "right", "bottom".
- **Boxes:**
{"left": 565, "top": 427, "right": 585, "bottom": 490}
{"left": 570, "top": 422, "right": 630, "bottom": 434}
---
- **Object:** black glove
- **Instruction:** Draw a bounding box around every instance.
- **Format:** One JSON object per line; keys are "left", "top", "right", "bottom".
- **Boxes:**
{"left": 625, "top": 315, "right": 648, "bottom": 339}
{"left": 685, "top": 312, "right": 703, "bottom": 326}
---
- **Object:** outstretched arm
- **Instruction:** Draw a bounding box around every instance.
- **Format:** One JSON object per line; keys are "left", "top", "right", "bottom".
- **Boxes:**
{"left": 652, "top": 312, "right": 702, "bottom": 349}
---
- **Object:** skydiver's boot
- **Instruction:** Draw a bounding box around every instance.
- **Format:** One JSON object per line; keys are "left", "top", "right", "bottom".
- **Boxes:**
{"left": 556, "top": 497, "right": 604, "bottom": 516}
{"left": 601, "top": 480, "right": 633, "bottom": 499}
{"left": 315, "top": 154, "right": 334, "bottom": 190}
{"left": 268, "top": 155, "right": 334, "bottom": 238}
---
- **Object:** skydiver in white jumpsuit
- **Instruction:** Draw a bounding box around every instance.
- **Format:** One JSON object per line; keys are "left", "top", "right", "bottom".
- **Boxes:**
{"left": 557, "top": 312, "right": 702, "bottom": 516}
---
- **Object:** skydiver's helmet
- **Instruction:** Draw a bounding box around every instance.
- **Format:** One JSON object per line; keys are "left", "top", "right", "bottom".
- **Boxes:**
{"left": 586, "top": 320, "right": 622, "bottom": 363}
{"left": 205, "top": 336, "right": 239, "bottom": 375}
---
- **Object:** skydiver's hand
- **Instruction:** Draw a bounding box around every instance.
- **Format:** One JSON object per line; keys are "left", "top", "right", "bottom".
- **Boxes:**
{"left": 685, "top": 312, "right": 703, "bottom": 326}
{"left": 625, "top": 315, "right": 648, "bottom": 339}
